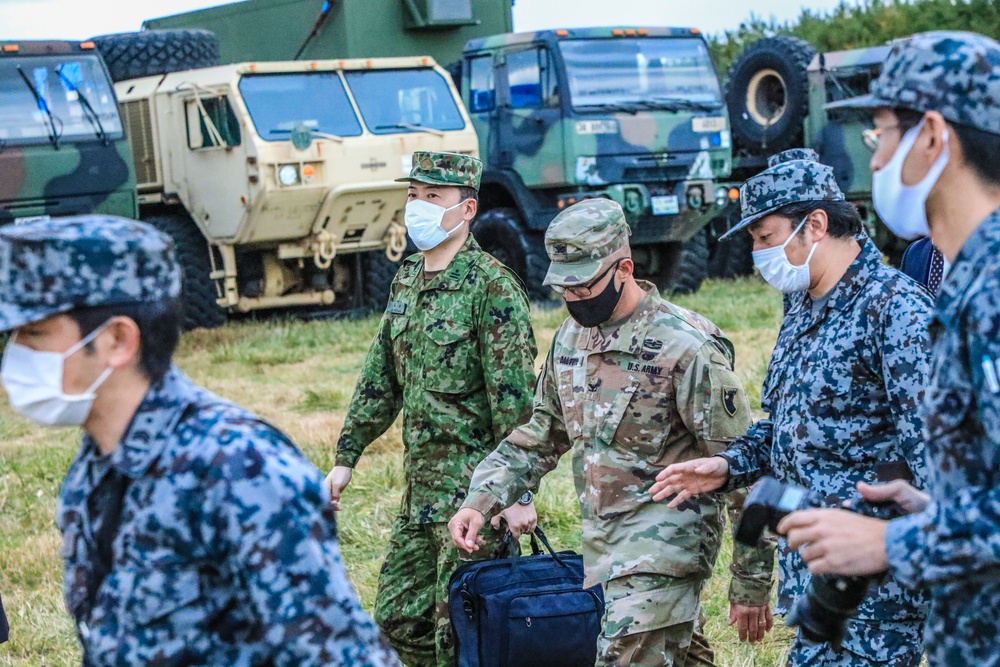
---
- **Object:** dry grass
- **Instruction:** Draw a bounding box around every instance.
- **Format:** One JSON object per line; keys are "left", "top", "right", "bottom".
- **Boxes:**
{"left": 0, "top": 276, "right": 790, "bottom": 666}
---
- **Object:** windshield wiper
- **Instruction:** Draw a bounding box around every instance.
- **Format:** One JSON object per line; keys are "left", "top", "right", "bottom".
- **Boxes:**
{"left": 16, "top": 66, "right": 62, "bottom": 148}
{"left": 647, "top": 96, "right": 723, "bottom": 112}
{"left": 575, "top": 102, "right": 642, "bottom": 114}
{"left": 374, "top": 122, "right": 445, "bottom": 137}
{"left": 56, "top": 65, "right": 109, "bottom": 145}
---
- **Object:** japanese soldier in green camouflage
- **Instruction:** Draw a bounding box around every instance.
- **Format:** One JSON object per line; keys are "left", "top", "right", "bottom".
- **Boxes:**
{"left": 327, "top": 151, "right": 539, "bottom": 667}
{"left": 449, "top": 199, "right": 758, "bottom": 666}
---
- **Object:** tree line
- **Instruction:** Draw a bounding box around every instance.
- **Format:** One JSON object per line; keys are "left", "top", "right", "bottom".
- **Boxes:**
{"left": 708, "top": 0, "right": 1000, "bottom": 75}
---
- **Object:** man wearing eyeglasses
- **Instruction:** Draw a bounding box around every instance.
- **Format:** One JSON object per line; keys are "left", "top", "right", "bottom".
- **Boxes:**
{"left": 773, "top": 31, "right": 1000, "bottom": 666}
{"left": 449, "top": 199, "right": 757, "bottom": 666}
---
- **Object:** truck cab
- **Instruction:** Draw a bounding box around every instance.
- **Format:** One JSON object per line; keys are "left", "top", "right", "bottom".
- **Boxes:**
{"left": 461, "top": 27, "right": 733, "bottom": 294}
{"left": 0, "top": 40, "right": 137, "bottom": 224}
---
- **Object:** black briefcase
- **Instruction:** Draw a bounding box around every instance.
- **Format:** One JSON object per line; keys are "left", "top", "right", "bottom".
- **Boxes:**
{"left": 448, "top": 527, "right": 604, "bottom": 667}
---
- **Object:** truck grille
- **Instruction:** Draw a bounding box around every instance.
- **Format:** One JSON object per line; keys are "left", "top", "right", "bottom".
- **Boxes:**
{"left": 121, "top": 99, "right": 160, "bottom": 190}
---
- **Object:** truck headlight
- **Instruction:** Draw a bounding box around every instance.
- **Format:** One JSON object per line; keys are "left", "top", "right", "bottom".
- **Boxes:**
{"left": 715, "top": 186, "right": 729, "bottom": 207}
{"left": 278, "top": 164, "right": 299, "bottom": 186}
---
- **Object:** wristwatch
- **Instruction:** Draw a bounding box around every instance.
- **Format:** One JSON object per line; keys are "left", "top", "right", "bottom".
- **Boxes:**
{"left": 518, "top": 491, "right": 533, "bottom": 505}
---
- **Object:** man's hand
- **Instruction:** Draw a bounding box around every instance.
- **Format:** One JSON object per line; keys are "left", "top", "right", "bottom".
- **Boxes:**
{"left": 777, "top": 509, "right": 890, "bottom": 576}
{"left": 729, "top": 603, "right": 773, "bottom": 643}
{"left": 650, "top": 456, "right": 730, "bottom": 507}
{"left": 449, "top": 508, "right": 487, "bottom": 554}
{"left": 324, "top": 466, "right": 353, "bottom": 511}
{"left": 491, "top": 500, "right": 537, "bottom": 539}
{"left": 857, "top": 480, "right": 930, "bottom": 515}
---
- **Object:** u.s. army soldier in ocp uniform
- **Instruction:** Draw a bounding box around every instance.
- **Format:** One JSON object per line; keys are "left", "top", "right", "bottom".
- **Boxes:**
{"left": 449, "top": 199, "right": 756, "bottom": 666}
{"left": 0, "top": 216, "right": 398, "bottom": 666}
{"left": 327, "top": 151, "right": 538, "bottom": 666}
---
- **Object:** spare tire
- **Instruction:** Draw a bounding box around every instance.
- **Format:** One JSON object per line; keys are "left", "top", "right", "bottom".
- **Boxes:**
{"left": 91, "top": 29, "right": 221, "bottom": 83}
{"left": 724, "top": 36, "right": 816, "bottom": 156}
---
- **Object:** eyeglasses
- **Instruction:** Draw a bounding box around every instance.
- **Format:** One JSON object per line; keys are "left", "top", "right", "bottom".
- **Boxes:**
{"left": 861, "top": 124, "right": 900, "bottom": 152}
{"left": 552, "top": 259, "right": 622, "bottom": 298}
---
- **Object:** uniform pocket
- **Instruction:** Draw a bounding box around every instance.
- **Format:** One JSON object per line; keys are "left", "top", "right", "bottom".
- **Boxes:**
{"left": 127, "top": 567, "right": 201, "bottom": 626}
{"left": 423, "top": 319, "right": 477, "bottom": 394}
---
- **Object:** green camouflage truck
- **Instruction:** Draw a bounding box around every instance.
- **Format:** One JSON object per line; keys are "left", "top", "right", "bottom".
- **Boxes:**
{"left": 146, "top": 1, "right": 735, "bottom": 297}
{"left": 0, "top": 39, "right": 137, "bottom": 225}
{"left": 707, "top": 36, "right": 902, "bottom": 276}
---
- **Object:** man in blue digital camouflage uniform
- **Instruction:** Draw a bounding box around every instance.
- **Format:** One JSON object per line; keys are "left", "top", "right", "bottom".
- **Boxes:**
{"left": 0, "top": 216, "right": 398, "bottom": 666}
{"left": 651, "top": 149, "right": 933, "bottom": 665}
{"left": 779, "top": 31, "right": 1000, "bottom": 667}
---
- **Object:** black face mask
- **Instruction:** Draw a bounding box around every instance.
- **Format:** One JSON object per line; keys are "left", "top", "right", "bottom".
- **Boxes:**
{"left": 566, "top": 271, "right": 623, "bottom": 328}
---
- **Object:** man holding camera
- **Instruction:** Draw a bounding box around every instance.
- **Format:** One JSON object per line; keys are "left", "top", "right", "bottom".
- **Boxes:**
{"left": 778, "top": 31, "right": 1000, "bottom": 666}
{"left": 651, "top": 149, "right": 933, "bottom": 665}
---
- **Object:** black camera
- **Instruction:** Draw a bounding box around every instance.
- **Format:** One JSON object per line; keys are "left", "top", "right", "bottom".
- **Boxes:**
{"left": 735, "top": 464, "right": 911, "bottom": 649}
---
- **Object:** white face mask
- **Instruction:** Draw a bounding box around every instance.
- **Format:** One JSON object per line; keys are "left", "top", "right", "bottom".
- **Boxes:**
{"left": 0, "top": 323, "right": 114, "bottom": 427}
{"left": 752, "top": 216, "right": 818, "bottom": 294}
{"left": 872, "top": 120, "right": 950, "bottom": 241}
{"left": 404, "top": 198, "right": 469, "bottom": 251}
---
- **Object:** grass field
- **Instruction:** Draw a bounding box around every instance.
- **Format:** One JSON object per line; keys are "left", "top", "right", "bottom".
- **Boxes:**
{"left": 0, "top": 276, "right": 794, "bottom": 666}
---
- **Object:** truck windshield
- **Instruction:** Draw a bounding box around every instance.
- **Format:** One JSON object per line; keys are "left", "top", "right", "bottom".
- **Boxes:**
{"left": 0, "top": 54, "right": 122, "bottom": 146}
{"left": 344, "top": 68, "right": 465, "bottom": 134}
{"left": 559, "top": 37, "right": 723, "bottom": 110}
{"left": 239, "top": 72, "right": 363, "bottom": 140}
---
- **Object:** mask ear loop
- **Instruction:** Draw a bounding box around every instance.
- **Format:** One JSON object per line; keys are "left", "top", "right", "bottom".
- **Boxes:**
{"left": 62, "top": 319, "right": 114, "bottom": 360}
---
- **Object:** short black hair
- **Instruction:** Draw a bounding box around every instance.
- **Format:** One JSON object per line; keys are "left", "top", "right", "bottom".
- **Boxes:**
{"left": 458, "top": 186, "right": 479, "bottom": 203}
{"left": 773, "top": 200, "right": 863, "bottom": 239}
{"left": 891, "top": 107, "right": 1000, "bottom": 188}
{"left": 67, "top": 298, "right": 182, "bottom": 384}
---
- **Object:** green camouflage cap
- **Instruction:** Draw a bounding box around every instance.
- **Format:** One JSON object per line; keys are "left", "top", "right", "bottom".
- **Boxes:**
{"left": 543, "top": 199, "right": 631, "bottom": 287}
{"left": 720, "top": 149, "right": 845, "bottom": 240}
{"left": 396, "top": 151, "right": 483, "bottom": 190}
{"left": 0, "top": 215, "right": 182, "bottom": 331}
{"left": 828, "top": 31, "right": 1000, "bottom": 136}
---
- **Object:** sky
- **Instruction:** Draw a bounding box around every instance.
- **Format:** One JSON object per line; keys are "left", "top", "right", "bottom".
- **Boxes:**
{"left": 0, "top": 0, "right": 855, "bottom": 41}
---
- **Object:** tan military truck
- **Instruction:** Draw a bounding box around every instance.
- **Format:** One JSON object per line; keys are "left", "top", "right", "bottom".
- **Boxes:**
{"left": 114, "top": 55, "right": 478, "bottom": 328}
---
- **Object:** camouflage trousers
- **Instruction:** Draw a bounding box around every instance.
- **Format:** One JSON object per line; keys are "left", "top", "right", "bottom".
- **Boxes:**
{"left": 784, "top": 619, "right": 924, "bottom": 667}
{"left": 373, "top": 513, "right": 509, "bottom": 667}
{"left": 596, "top": 573, "right": 715, "bottom": 667}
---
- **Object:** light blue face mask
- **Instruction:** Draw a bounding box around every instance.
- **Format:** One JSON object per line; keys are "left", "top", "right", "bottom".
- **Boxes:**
{"left": 404, "top": 198, "right": 470, "bottom": 251}
{"left": 751, "top": 216, "right": 818, "bottom": 294}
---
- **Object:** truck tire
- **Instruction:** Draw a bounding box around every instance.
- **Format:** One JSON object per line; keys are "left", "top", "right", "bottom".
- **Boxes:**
{"left": 708, "top": 230, "right": 754, "bottom": 279}
{"left": 472, "top": 207, "right": 551, "bottom": 301}
{"left": 659, "top": 230, "right": 709, "bottom": 295}
{"left": 145, "top": 212, "right": 226, "bottom": 330}
{"left": 359, "top": 251, "right": 402, "bottom": 313}
{"left": 724, "top": 36, "right": 816, "bottom": 156}
{"left": 91, "top": 30, "right": 221, "bottom": 83}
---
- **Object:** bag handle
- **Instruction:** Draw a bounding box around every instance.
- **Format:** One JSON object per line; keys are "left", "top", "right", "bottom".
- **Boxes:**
{"left": 529, "top": 526, "right": 569, "bottom": 569}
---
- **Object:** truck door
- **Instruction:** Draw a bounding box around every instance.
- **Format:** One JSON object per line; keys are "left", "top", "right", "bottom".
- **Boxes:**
{"left": 495, "top": 46, "right": 565, "bottom": 186}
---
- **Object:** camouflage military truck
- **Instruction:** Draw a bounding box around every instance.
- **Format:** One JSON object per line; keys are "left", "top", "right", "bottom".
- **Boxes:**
{"left": 145, "top": 2, "right": 734, "bottom": 298}
{"left": 0, "top": 39, "right": 137, "bottom": 225}
{"left": 101, "top": 31, "right": 477, "bottom": 329}
{"left": 458, "top": 27, "right": 734, "bottom": 298}
{"left": 707, "top": 36, "right": 903, "bottom": 277}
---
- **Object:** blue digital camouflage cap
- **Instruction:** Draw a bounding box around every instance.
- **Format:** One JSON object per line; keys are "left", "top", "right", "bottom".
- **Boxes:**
{"left": 720, "top": 148, "right": 846, "bottom": 240}
{"left": 828, "top": 31, "right": 1000, "bottom": 136}
{"left": 543, "top": 199, "right": 631, "bottom": 287}
{"left": 0, "top": 216, "right": 182, "bottom": 331}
